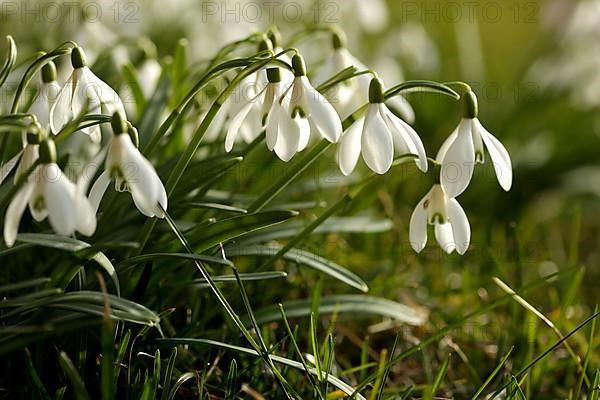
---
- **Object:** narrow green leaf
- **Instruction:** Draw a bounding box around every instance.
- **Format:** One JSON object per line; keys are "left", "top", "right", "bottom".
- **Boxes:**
{"left": 226, "top": 245, "right": 368, "bottom": 292}
{"left": 472, "top": 347, "right": 513, "bottom": 400}
{"left": 16, "top": 234, "right": 120, "bottom": 296}
{"left": 0, "top": 277, "right": 51, "bottom": 294}
{"left": 250, "top": 295, "right": 424, "bottom": 326}
{"left": 122, "top": 63, "right": 147, "bottom": 118}
{"left": 184, "top": 210, "right": 298, "bottom": 252}
{"left": 225, "top": 359, "right": 238, "bottom": 400}
{"left": 427, "top": 354, "right": 451, "bottom": 399}
{"left": 160, "top": 348, "right": 178, "bottom": 400}
{"left": 58, "top": 351, "right": 91, "bottom": 400}
{"left": 117, "top": 252, "right": 233, "bottom": 270}
{"left": 168, "top": 372, "right": 196, "bottom": 400}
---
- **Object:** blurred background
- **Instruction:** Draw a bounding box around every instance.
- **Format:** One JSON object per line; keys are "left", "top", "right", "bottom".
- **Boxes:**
{"left": 2, "top": 0, "right": 599, "bottom": 397}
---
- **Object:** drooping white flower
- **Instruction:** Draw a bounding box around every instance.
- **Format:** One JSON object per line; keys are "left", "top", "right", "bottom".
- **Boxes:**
{"left": 3, "top": 139, "right": 96, "bottom": 247}
{"left": 27, "top": 61, "right": 60, "bottom": 134}
{"left": 337, "top": 78, "right": 427, "bottom": 175}
{"left": 409, "top": 184, "right": 470, "bottom": 255}
{"left": 436, "top": 90, "right": 512, "bottom": 198}
{"left": 50, "top": 46, "right": 126, "bottom": 141}
{"left": 314, "top": 32, "right": 415, "bottom": 123}
{"left": 266, "top": 54, "right": 342, "bottom": 162}
{"left": 225, "top": 67, "right": 284, "bottom": 152}
{"left": 89, "top": 113, "right": 167, "bottom": 218}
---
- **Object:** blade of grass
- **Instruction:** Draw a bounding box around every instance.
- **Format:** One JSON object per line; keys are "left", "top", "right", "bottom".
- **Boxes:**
{"left": 493, "top": 277, "right": 588, "bottom": 386}
{"left": 225, "top": 359, "right": 238, "bottom": 400}
{"left": 58, "top": 351, "right": 91, "bottom": 400}
{"left": 471, "top": 347, "right": 514, "bottom": 399}
{"left": 575, "top": 305, "right": 598, "bottom": 399}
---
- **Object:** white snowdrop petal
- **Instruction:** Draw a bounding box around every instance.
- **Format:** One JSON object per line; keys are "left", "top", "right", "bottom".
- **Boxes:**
{"left": 337, "top": 118, "right": 364, "bottom": 176}
{"left": 1, "top": 151, "right": 22, "bottom": 186}
{"left": 386, "top": 96, "right": 415, "bottom": 124}
{"left": 3, "top": 183, "right": 34, "bottom": 247}
{"left": 440, "top": 119, "right": 475, "bottom": 198}
{"left": 121, "top": 137, "right": 161, "bottom": 217}
{"left": 297, "top": 117, "right": 311, "bottom": 151}
{"left": 28, "top": 182, "right": 48, "bottom": 222}
{"left": 300, "top": 76, "right": 342, "bottom": 143}
{"left": 265, "top": 101, "right": 281, "bottom": 151}
{"left": 274, "top": 113, "right": 302, "bottom": 162}
{"left": 152, "top": 179, "right": 168, "bottom": 219}
{"left": 50, "top": 70, "right": 77, "bottom": 134}
{"left": 476, "top": 119, "right": 513, "bottom": 191}
{"left": 447, "top": 198, "right": 471, "bottom": 255}
{"left": 75, "top": 192, "right": 97, "bottom": 236}
{"left": 44, "top": 165, "right": 77, "bottom": 236}
{"left": 434, "top": 223, "right": 456, "bottom": 254}
{"left": 225, "top": 101, "right": 255, "bottom": 152}
{"left": 383, "top": 106, "right": 428, "bottom": 172}
{"left": 361, "top": 105, "right": 393, "bottom": 174}
{"left": 409, "top": 194, "right": 429, "bottom": 253}
{"left": 88, "top": 170, "right": 110, "bottom": 214}
{"left": 436, "top": 128, "right": 458, "bottom": 162}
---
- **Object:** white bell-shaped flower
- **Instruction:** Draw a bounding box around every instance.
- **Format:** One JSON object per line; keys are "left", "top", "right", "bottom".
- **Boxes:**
{"left": 225, "top": 68, "right": 284, "bottom": 152}
{"left": 89, "top": 113, "right": 167, "bottom": 218}
{"left": 267, "top": 54, "right": 342, "bottom": 162}
{"left": 337, "top": 78, "right": 427, "bottom": 175}
{"left": 3, "top": 139, "right": 96, "bottom": 247}
{"left": 409, "top": 184, "right": 471, "bottom": 255}
{"left": 437, "top": 90, "right": 512, "bottom": 198}
{"left": 28, "top": 61, "right": 61, "bottom": 134}
{"left": 50, "top": 46, "right": 126, "bottom": 141}
{"left": 314, "top": 32, "right": 414, "bottom": 123}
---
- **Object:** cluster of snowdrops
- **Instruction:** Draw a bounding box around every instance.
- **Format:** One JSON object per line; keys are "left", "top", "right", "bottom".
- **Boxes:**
{"left": 0, "top": 29, "right": 512, "bottom": 254}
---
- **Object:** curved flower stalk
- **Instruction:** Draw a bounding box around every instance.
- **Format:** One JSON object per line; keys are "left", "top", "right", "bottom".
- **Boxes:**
{"left": 437, "top": 90, "right": 512, "bottom": 198}
{"left": 314, "top": 32, "right": 414, "bottom": 123}
{"left": 27, "top": 61, "right": 60, "bottom": 135}
{"left": 409, "top": 183, "right": 471, "bottom": 255}
{"left": 337, "top": 77, "right": 427, "bottom": 175}
{"left": 3, "top": 138, "right": 96, "bottom": 247}
{"left": 266, "top": 54, "right": 342, "bottom": 162}
{"left": 50, "top": 46, "right": 126, "bottom": 141}
{"left": 89, "top": 113, "right": 167, "bottom": 218}
{"left": 225, "top": 67, "right": 284, "bottom": 152}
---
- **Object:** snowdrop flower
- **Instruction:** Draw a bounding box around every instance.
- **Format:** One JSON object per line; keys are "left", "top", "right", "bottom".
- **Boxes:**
{"left": 50, "top": 46, "right": 126, "bottom": 141}
{"left": 267, "top": 54, "right": 342, "bottom": 161}
{"left": 437, "top": 90, "right": 512, "bottom": 198}
{"left": 28, "top": 61, "right": 60, "bottom": 134}
{"left": 0, "top": 127, "right": 42, "bottom": 187}
{"left": 89, "top": 113, "right": 167, "bottom": 218}
{"left": 225, "top": 68, "right": 284, "bottom": 152}
{"left": 3, "top": 139, "right": 96, "bottom": 247}
{"left": 337, "top": 78, "right": 427, "bottom": 175}
{"left": 314, "top": 32, "right": 415, "bottom": 123}
{"left": 409, "top": 184, "right": 470, "bottom": 255}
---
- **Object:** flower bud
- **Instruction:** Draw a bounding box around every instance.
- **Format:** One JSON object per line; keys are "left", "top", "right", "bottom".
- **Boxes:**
{"left": 258, "top": 38, "right": 273, "bottom": 53}
{"left": 39, "top": 139, "right": 57, "bottom": 163}
{"left": 332, "top": 31, "right": 346, "bottom": 49}
{"left": 291, "top": 54, "right": 306, "bottom": 77}
{"left": 111, "top": 112, "right": 128, "bottom": 135}
{"left": 41, "top": 61, "right": 57, "bottom": 83}
{"left": 368, "top": 78, "right": 384, "bottom": 103}
{"left": 71, "top": 46, "right": 87, "bottom": 69}
{"left": 267, "top": 28, "right": 282, "bottom": 49}
{"left": 267, "top": 67, "right": 282, "bottom": 83}
{"left": 463, "top": 90, "right": 478, "bottom": 119}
